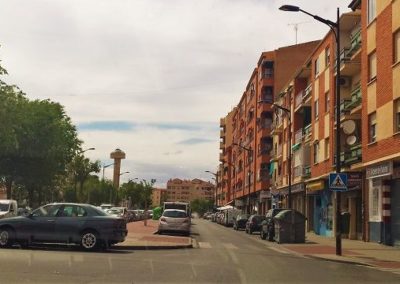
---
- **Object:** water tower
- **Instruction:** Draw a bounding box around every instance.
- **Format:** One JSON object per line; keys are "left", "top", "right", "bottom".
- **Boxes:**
{"left": 110, "top": 148, "right": 126, "bottom": 188}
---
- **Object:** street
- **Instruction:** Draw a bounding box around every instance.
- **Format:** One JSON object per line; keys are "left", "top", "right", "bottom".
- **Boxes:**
{"left": 0, "top": 219, "right": 399, "bottom": 283}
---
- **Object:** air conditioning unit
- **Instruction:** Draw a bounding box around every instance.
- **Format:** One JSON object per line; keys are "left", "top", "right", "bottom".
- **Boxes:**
{"left": 340, "top": 76, "right": 351, "bottom": 88}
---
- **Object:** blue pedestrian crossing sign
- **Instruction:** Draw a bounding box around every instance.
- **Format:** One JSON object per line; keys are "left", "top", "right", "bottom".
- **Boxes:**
{"left": 329, "top": 173, "right": 348, "bottom": 191}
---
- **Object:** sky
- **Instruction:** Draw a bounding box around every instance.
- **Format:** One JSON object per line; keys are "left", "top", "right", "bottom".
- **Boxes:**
{"left": 0, "top": 0, "right": 352, "bottom": 187}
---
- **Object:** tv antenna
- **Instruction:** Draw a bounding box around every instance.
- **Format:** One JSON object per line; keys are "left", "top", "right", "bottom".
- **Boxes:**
{"left": 288, "top": 22, "right": 309, "bottom": 44}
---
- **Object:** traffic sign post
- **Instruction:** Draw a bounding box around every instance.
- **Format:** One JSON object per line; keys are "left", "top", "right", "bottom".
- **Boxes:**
{"left": 329, "top": 173, "right": 348, "bottom": 191}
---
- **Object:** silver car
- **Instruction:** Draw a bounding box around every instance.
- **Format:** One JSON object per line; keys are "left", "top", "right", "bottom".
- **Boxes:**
{"left": 158, "top": 209, "right": 190, "bottom": 235}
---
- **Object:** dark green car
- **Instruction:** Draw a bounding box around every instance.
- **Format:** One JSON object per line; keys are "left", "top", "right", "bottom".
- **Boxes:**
{"left": 0, "top": 203, "right": 127, "bottom": 251}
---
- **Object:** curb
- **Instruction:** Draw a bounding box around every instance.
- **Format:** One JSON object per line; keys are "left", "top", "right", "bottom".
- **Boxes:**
{"left": 114, "top": 243, "right": 193, "bottom": 250}
{"left": 303, "top": 254, "right": 372, "bottom": 267}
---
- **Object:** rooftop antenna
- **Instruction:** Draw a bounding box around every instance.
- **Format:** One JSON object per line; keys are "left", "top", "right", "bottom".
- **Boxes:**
{"left": 288, "top": 22, "right": 309, "bottom": 44}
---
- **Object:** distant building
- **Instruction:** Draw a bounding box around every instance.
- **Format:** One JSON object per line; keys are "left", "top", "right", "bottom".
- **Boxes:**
{"left": 166, "top": 178, "right": 214, "bottom": 203}
{"left": 151, "top": 188, "right": 167, "bottom": 207}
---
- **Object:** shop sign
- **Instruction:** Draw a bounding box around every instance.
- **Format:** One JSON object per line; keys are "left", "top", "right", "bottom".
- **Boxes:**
{"left": 306, "top": 180, "right": 325, "bottom": 192}
{"left": 347, "top": 172, "right": 362, "bottom": 190}
{"left": 366, "top": 161, "right": 393, "bottom": 179}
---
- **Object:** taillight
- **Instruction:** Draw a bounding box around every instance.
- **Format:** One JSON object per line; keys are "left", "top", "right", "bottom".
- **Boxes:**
{"left": 183, "top": 218, "right": 189, "bottom": 223}
{"left": 160, "top": 217, "right": 167, "bottom": 222}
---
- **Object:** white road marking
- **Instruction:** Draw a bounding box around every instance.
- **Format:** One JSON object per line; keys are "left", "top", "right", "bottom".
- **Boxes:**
{"left": 223, "top": 243, "right": 238, "bottom": 250}
{"left": 198, "top": 242, "right": 211, "bottom": 249}
{"left": 267, "top": 246, "right": 289, "bottom": 254}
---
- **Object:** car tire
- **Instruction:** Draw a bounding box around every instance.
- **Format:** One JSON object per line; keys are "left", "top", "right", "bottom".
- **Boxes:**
{"left": 260, "top": 230, "right": 266, "bottom": 240}
{"left": 0, "top": 227, "right": 14, "bottom": 248}
{"left": 80, "top": 230, "right": 99, "bottom": 251}
{"left": 249, "top": 228, "right": 253, "bottom": 235}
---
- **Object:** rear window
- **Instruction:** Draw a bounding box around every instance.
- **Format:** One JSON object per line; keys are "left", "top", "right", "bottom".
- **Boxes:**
{"left": 163, "top": 210, "right": 187, "bottom": 218}
{"left": 252, "top": 215, "right": 265, "bottom": 222}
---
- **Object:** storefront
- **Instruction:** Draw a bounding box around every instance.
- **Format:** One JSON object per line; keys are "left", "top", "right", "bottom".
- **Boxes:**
{"left": 279, "top": 183, "right": 305, "bottom": 215}
{"left": 366, "top": 161, "right": 393, "bottom": 245}
{"left": 306, "top": 179, "right": 333, "bottom": 237}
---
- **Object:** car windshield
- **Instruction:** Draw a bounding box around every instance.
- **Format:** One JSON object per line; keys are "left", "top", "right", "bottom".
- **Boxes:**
{"left": 163, "top": 210, "right": 187, "bottom": 218}
{"left": 0, "top": 203, "right": 10, "bottom": 212}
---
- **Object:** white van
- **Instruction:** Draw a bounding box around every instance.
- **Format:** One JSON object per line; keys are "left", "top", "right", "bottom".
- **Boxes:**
{"left": 0, "top": 200, "right": 18, "bottom": 219}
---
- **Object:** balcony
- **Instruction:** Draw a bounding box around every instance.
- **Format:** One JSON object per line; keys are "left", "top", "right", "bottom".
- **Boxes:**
{"left": 219, "top": 142, "right": 224, "bottom": 150}
{"left": 304, "top": 84, "right": 312, "bottom": 102}
{"left": 341, "top": 143, "right": 362, "bottom": 166}
{"left": 219, "top": 152, "right": 224, "bottom": 161}
{"left": 220, "top": 118, "right": 226, "bottom": 127}
{"left": 295, "top": 91, "right": 303, "bottom": 109}
{"left": 257, "top": 169, "right": 270, "bottom": 182}
{"left": 294, "top": 128, "right": 303, "bottom": 145}
{"left": 347, "top": 27, "right": 361, "bottom": 58}
{"left": 303, "top": 124, "right": 312, "bottom": 141}
{"left": 220, "top": 129, "right": 225, "bottom": 137}
{"left": 293, "top": 165, "right": 311, "bottom": 178}
{"left": 303, "top": 166, "right": 311, "bottom": 178}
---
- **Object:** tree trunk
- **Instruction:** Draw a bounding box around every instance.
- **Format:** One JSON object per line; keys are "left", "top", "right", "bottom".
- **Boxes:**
{"left": 5, "top": 177, "right": 12, "bottom": 199}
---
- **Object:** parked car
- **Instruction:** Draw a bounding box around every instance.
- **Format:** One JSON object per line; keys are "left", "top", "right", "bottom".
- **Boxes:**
{"left": 245, "top": 214, "right": 266, "bottom": 234}
{"left": 233, "top": 214, "right": 249, "bottom": 230}
{"left": 106, "top": 207, "right": 129, "bottom": 221}
{"left": 158, "top": 209, "right": 190, "bottom": 236}
{"left": 0, "top": 200, "right": 18, "bottom": 219}
{"left": 260, "top": 208, "right": 285, "bottom": 241}
{"left": 0, "top": 203, "right": 127, "bottom": 250}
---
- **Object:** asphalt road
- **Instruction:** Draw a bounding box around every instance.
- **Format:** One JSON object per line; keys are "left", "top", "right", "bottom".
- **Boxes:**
{"left": 0, "top": 219, "right": 399, "bottom": 283}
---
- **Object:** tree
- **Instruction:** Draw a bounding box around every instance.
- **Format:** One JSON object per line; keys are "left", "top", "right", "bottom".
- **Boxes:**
{"left": 190, "top": 199, "right": 214, "bottom": 217}
{"left": 0, "top": 60, "right": 81, "bottom": 206}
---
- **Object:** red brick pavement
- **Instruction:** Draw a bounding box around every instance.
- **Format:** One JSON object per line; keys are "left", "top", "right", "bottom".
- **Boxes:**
{"left": 126, "top": 219, "right": 159, "bottom": 235}
{"left": 283, "top": 245, "right": 360, "bottom": 256}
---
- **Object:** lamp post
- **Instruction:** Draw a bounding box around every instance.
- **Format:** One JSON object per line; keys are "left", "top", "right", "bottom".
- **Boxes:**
{"left": 233, "top": 143, "right": 253, "bottom": 214}
{"left": 81, "top": 147, "right": 95, "bottom": 153}
{"left": 205, "top": 170, "right": 218, "bottom": 207}
{"left": 279, "top": 4, "right": 342, "bottom": 256}
{"left": 272, "top": 103, "right": 292, "bottom": 209}
{"left": 102, "top": 163, "right": 115, "bottom": 181}
{"left": 109, "top": 171, "right": 130, "bottom": 204}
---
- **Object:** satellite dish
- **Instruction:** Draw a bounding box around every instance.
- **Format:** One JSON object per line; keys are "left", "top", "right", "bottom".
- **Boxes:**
{"left": 346, "top": 135, "right": 357, "bottom": 146}
{"left": 342, "top": 120, "right": 356, "bottom": 135}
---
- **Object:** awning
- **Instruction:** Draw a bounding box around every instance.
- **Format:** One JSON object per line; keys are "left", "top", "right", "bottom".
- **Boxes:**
{"left": 217, "top": 205, "right": 233, "bottom": 211}
{"left": 306, "top": 180, "right": 325, "bottom": 192}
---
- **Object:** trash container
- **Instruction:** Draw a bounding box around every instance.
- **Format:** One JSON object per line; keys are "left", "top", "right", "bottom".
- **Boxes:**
{"left": 341, "top": 212, "right": 350, "bottom": 234}
{"left": 274, "top": 209, "right": 306, "bottom": 244}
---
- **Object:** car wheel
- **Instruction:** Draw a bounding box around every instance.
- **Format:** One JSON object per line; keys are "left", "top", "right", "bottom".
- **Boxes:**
{"left": 249, "top": 228, "right": 253, "bottom": 235}
{"left": 80, "top": 230, "right": 99, "bottom": 251}
{"left": 260, "top": 230, "right": 266, "bottom": 240}
{"left": 0, "top": 227, "right": 14, "bottom": 248}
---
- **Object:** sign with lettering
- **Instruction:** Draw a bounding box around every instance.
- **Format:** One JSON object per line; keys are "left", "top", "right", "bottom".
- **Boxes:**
{"left": 366, "top": 162, "right": 393, "bottom": 179}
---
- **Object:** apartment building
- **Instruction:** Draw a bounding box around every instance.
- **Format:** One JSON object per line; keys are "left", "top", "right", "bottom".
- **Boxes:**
{"left": 219, "top": 41, "right": 320, "bottom": 215}
{"left": 165, "top": 178, "right": 214, "bottom": 203}
{"left": 151, "top": 188, "right": 167, "bottom": 207}
{"left": 355, "top": 0, "right": 400, "bottom": 246}
{"left": 272, "top": 10, "right": 363, "bottom": 239}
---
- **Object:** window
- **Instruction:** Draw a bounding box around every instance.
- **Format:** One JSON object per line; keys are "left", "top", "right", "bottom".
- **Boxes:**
{"left": 325, "top": 92, "right": 330, "bottom": 112}
{"left": 394, "top": 30, "right": 400, "bottom": 64}
{"left": 325, "top": 47, "right": 330, "bottom": 67}
{"left": 314, "top": 57, "right": 320, "bottom": 77}
{"left": 394, "top": 99, "right": 400, "bottom": 133}
{"left": 32, "top": 204, "right": 62, "bottom": 217}
{"left": 314, "top": 99, "right": 319, "bottom": 119}
{"left": 369, "top": 112, "right": 377, "bottom": 143}
{"left": 368, "top": 52, "right": 377, "bottom": 81}
{"left": 313, "top": 142, "right": 319, "bottom": 164}
{"left": 368, "top": 0, "right": 376, "bottom": 24}
{"left": 325, "top": 138, "right": 330, "bottom": 160}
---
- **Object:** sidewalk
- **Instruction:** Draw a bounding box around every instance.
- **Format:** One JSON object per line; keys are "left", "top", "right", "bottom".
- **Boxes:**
{"left": 280, "top": 233, "right": 400, "bottom": 273}
{"left": 115, "top": 219, "right": 193, "bottom": 250}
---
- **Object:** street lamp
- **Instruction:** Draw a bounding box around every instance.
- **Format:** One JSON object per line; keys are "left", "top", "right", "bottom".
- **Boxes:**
{"left": 272, "top": 103, "right": 292, "bottom": 209}
{"left": 81, "top": 147, "right": 95, "bottom": 153}
{"left": 233, "top": 142, "right": 253, "bottom": 214}
{"left": 279, "top": 4, "right": 342, "bottom": 256}
{"left": 205, "top": 170, "right": 218, "bottom": 207}
{"left": 102, "top": 163, "right": 115, "bottom": 180}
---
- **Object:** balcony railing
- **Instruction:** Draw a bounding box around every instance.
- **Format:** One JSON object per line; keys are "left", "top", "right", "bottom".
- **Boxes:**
{"left": 303, "top": 166, "right": 311, "bottom": 178}
{"left": 304, "top": 84, "right": 312, "bottom": 101}
{"left": 341, "top": 143, "right": 362, "bottom": 166}
{"left": 303, "top": 124, "right": 312, "bottom": 140}
{"left": 348, "top": 27, "right": 361, "bottom": 57}
{"left": 261, "top": 95, "right": 273, "bottom": 104}
{"left": 295, "top": 91, "right": 303, "bottom": 108}
{"left": 339, "top": 84, "right": 362, "bottom": 115}
{"left": 294, "top": 128, "right": 303, "bottom": 145}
